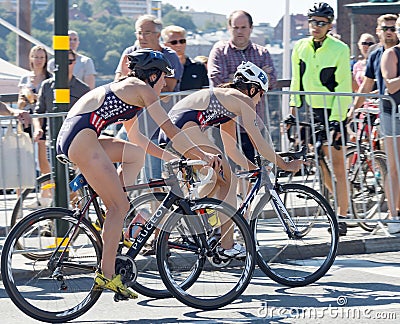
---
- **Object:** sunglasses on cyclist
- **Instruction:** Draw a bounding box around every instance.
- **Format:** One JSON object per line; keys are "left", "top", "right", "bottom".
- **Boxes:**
{"left": 308, "top": 19, "right": 330, "bottom": 27}
{"left": 381, "top": 26, "right": 396, "bottom": 32}
{"left": 361, "top": 41, "right": 374, "bottom": 46}
{"left": 168, "top": 39, "right": 186, "bottom": 45}
{"left": 68, "top": 59, "right": 76, "bottom": 65}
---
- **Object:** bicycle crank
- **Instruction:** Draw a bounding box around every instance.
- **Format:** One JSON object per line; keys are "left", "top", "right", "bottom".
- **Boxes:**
{"left": 115, "top": 254, "right": 138, "bottom": 286}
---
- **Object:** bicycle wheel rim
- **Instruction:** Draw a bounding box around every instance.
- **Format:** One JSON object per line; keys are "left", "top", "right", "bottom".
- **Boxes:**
{"left": 1, "top": 208, "right": 102, "bottom": 323}
{"left": 157, "top": 198, "right": 255, "bottom": 310}
{"left": 251, "top": 184, "right": 338, "bottom": 287}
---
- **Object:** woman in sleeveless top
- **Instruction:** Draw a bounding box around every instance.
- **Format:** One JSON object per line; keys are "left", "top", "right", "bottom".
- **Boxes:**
{"left": 380, "top": 18, "right": 400, "bottom": 234}
{"left": 159, "top": 61, "right": 304, "bottom": 256}
{"left": 56, "top": 49, "right": 221, "bottom": 298}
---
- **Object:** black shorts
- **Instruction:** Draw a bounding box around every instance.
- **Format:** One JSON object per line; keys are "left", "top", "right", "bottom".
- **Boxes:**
{"left": 302, "top": 109, "right": 347, "bottom": 147}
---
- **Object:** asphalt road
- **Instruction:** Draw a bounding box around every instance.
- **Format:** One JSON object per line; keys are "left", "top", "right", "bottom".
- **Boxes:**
{"left": 0, "top": 251, "right": 399, "bottom": 324}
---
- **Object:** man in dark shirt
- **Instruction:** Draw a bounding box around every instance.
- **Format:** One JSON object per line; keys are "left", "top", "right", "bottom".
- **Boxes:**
{"left": 161, "top": 25, "right": 209, "bottom": 91}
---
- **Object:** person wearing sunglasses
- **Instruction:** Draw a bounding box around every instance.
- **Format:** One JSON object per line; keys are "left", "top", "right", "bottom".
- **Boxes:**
{"left": 161, "top": 25, "right": 209, "bottom": 91}
{"left": 352, "top": 33, "right": 376, "bottom": 89}
{"left": 114, "top": 14, "right": 183, "bottom": 93}
{"left": 288, "top": 2, "right": 353, "bottom": 236}
{"left": 350, "top": 14, "right": 399, "bottom": 118}
{"left": 380, "top": 15, "right": 400, "bottom": 234}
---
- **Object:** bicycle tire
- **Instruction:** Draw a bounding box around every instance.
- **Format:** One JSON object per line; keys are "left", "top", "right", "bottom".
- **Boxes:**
{"left": 157, "top": 198, "right": 255, "bottom": 310}
{"left": 11, "top": 173, "right": 52, "bottom": 227}
{"left": 124, "top": 191, "right": 174, "bottom": 299}
{"left": 1, "top": 207, "right": 103, "bottom": 323}
{"left": 11, "top": 173, "right": 86, "bottom": 260}
{"left": 348, "top": 149, "right": 388, "bottom": 231}
{"left": 250, "top": 183, "right": 338, "bottom": 287}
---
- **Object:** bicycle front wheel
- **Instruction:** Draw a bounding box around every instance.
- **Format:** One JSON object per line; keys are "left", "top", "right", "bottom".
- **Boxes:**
{"left": 1, "top": 208, "right": 103, "bottom": 323}
{"left": 348, "top": 150, "right": 388, "bottom": 231}
{"left": 250, "top": 184, "right": 338, "bottom": 287}
{"left": 157, "top": 198, "right": 255, "bottom": 310}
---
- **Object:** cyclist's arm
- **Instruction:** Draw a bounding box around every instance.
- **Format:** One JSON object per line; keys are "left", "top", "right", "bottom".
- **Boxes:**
{"left": 124, "top": 117, "right": 178, "bottom": 161}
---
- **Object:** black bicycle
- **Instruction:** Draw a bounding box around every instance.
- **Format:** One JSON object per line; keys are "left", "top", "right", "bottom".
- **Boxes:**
{"left": 1, "top": 158, "right": 255, "bottom": 323}
{"left": 235, "top": 150, "right": 339, "bottom": 287}
{"left": 285, "top": 116, "right": 388, "bottom": 232}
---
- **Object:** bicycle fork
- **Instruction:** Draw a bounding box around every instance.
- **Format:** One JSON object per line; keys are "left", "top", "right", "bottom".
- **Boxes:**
{"left": 269, "top": 189, "right": 302, "bottom": 239}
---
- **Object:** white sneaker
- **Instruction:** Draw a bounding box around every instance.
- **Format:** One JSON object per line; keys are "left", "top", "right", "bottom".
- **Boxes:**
{"left": 218, "top": 242, "right": 246, "bottom": 259}
{"left": 388, "top": 222, "right": 400, "bottom": 234}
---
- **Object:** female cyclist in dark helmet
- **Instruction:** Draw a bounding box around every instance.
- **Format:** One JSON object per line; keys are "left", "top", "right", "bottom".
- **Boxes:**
{"left": 56, "top": 49, "right": 221, "bottom": 299}
{"left": 159, "top": 61, "right": 304, "bottom": 257}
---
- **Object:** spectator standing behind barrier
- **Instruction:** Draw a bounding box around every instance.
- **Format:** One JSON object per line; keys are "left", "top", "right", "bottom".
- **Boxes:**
{"left": 208, "top": 10, "right": 277, "bottom": 163}
{"left": 380, "top": 16, "right": 400, "bottom": 234}
{"left": 352, "top": 33, "right": 376, "bottom": 90}
{"left": 348, "top": 14, "right": 399, "bottom": 234}
{"left": 33, "top": 50, "right": 90, "bottom": 139}
{"left": 288, "top": 2, "right": 352, "bottom": 236}
{"left": 114, "top": 14, "right": 183, "bottom": 92}
{"left": 194, "top": 55, "right": 209, "bottom": 70}
{"left": 29, "top": 50, "right": 90, "bottom": 207}
{"left": 17, "top": 45, "right": 52, "bottom": 191}
{"left": 161, "top": 25, "right": 209, "bottom": 91}
{"left": 349, "top": 14, "right": 399, "bottom": 116}
{"left": 114, "top": 14, "right": 183, "bottom": 180}
{"left": 48, "top": 30, "right": 97, "bottom": 90}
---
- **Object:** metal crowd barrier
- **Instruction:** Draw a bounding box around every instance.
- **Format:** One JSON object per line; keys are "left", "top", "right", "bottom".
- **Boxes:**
{"left": 1, "top": 89, "right": 399, "bottom": 237}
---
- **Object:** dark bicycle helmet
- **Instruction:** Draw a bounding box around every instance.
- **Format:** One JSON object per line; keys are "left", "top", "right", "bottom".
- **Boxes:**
{"left": 308, "top": 2, "right": 334, "bottom": 22}
{"left": 127, "top": 49, "right": 174, "bottom": 87}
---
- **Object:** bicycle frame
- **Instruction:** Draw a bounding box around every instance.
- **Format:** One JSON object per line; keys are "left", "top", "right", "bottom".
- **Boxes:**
{"left": 236, "top": 158, "right": 303, "bottom": 239}
{"left": 51, "top": 161, "right": 211, "bottom": 270}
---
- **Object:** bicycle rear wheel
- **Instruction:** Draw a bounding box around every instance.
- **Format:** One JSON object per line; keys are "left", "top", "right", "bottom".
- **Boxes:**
{"left": 11, "top": 173, "right": 53, "bottom": 227}
{"left": 250, "top": 183, "right": 338, "bottom": 287}
{"left": 1, "top": 208, "right": 102, "bottom": 323}
{"left": 348, "top": 150, "right": 388, "bottom": 231}
{"left": 157, "top": 198, "right": 255, "bottom": 310}
{"left": 11, "top": 172, "right": 84, "bottom": 228}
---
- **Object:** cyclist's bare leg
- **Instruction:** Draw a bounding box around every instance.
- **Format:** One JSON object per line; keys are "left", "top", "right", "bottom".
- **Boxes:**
{"left": 69, "top": 130, "right": 145, "bottom": 278}
{"left": 172, "top": 123, "right": 238, "bottom": 249}
{"left": 322, "top": 145, "right": 349, "bottom": 216}
{"left": 384, "top": 136, "right": 400, "bottom": 218}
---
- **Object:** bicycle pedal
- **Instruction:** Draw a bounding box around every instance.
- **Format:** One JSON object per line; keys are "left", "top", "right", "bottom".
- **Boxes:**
{"left": 113, "top": 293, "right": 130, "bottom": 302}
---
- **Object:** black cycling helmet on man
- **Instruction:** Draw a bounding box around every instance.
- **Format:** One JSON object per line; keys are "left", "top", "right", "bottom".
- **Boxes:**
{"left": 127, "top": 48, "right": 174, "bottom": 87}
{"left": 308, "top": 2, "right": 334, "bottom": 22}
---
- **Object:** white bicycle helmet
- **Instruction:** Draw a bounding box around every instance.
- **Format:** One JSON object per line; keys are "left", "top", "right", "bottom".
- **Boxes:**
{"left": 234, "top": 61, "right": 269, "bottom": 91}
